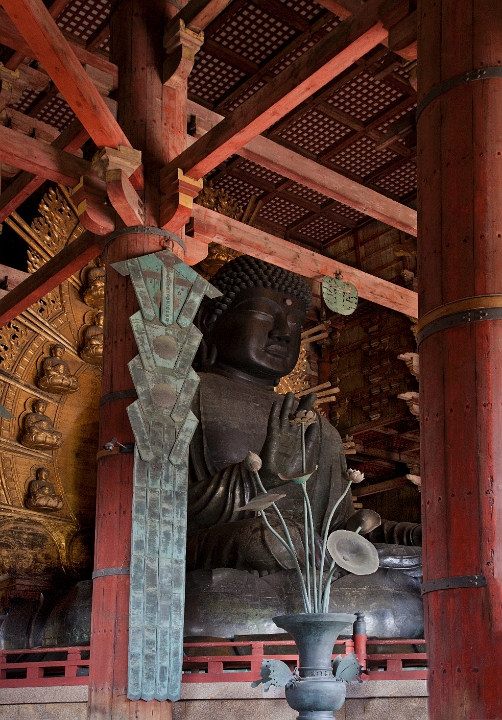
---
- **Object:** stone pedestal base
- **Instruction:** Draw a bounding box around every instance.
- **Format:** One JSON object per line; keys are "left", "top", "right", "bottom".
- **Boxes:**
{"left": 0, "top": 681, "right": 428, "bottom": 720}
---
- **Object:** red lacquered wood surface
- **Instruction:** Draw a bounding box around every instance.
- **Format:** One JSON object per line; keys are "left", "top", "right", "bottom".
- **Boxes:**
{"left": 417, "top": 0, "right": 502, "bottom": 716}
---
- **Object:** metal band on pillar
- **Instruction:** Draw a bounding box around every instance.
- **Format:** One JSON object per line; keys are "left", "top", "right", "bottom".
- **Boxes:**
{"left": 104, "top": 225, "right": 187, "bottom": 251}
{"left": 92, "top": 567, "right": 131, "bottom": 579}
{"left": 417, "top": 295, "right": 502, "bottom": 346}
{"left": 416, "top": 67, "right": 502, "bottom": 122}
{"left": 421, "top": 574, "right": 487, "bottom": 595}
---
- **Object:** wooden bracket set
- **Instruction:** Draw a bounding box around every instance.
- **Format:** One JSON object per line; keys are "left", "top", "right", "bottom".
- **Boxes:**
{"left": 163, "top": 19, "right": 203, "bottom": 89}
{"left": 159, "top": 167, "right": 203, "bottom": 231}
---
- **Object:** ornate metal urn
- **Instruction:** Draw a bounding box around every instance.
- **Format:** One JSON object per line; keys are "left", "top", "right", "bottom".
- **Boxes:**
{"left": 273, "top": 612, "right": 356, "bottom": 719}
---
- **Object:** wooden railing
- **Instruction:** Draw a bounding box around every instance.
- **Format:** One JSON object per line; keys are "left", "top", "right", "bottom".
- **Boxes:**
{"left": 0, "top": 638, "right": 427, "bottom": 688}
{"left": 0, "top": 647, "right": 90, "bottom": 687}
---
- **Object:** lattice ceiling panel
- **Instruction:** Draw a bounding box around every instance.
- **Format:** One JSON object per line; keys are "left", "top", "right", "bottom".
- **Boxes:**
{"left": 280, "top": 0, "right": 325, "bottom": 22}
{"left": 189, "top": 49, "right": 247, "bottom": 104}
{"left": 258, "top": 196, "right": 310, "bottom": 226}
{"left": 325, "top": 70, "right": 405, "bottom": 123}
{"left": 376, "top": 104, "right": 415, "bottom": 133}
{"left": 295, "top": 214, "right": 346, "bottom": 242}
{"left": 269, "top": 35, "right": 319, "bottom": 76}
{"left": 329, "top": 203, "right": 366, "bottom": 224}
{"left": 276, "top": 108, "right": 352, "bottom": 156}
{"left": 330, "top": 136, "right": 397, "bottom": 179}
{"left": 12, "top": 89, "right": 42, "bottom": 114}
{"left": 210, "top": 3, "right": 298, "bottom": 65}
{"left": 35, "top": 96, "right": 76, "bottom": 131}
{"left": 225, "top": 78, "right": 268, "bottom": 112}
{"left": 374, "top": 159, "right": 417, "bottom": 198}
{"left": 237, "top": 159, "right": 285, "bottom": 186}
{"left": 212, "top": 174, "right": 261, "bottom": 206}
{"left": 57, "top": 0, "right": 111, "bottom": 42}
{"left": 287, "top": 183, "right": 328, "bottom": 206}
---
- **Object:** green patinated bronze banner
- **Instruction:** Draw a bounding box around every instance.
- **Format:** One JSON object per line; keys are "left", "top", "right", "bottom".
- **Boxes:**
{"left": 111, "top": 248, "right": 220, "bottom": 702}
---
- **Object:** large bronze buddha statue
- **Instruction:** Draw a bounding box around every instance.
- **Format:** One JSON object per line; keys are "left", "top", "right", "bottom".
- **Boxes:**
{"left": 184, "top": 256, "right": 423, "bottom": 638}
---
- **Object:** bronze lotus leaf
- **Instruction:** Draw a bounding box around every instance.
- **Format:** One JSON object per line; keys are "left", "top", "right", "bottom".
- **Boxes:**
{"left": 345, "top": 509, "right": 382, "bottom": 535}
{"left": 239, "top": 492, "right": 287, "bottom": 512}
{"left": 326, "top": 529, "right": 379, "bottom": 576}
{"left": 278, "top": 466, "right": 317, "bottom": 485}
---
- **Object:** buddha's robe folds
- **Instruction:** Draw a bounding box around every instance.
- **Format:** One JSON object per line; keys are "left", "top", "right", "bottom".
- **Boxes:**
{"left": 187, "top": 372, "right": 353, "bottom": 573}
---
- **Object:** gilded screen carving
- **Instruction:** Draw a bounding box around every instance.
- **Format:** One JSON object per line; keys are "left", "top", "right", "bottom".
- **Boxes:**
{"left": 0, "top": 186, "right": 102, "bottom": 607}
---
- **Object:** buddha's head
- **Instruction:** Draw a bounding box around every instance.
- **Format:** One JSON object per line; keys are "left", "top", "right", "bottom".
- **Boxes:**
{"left": 33, "top": 399, "right": 47, "bottom": 414}
{"left": 197, "top": 256, "right": 311, "bottom": 385}
{"left": 37, "top": 467, "right": 50, "bottom": 482}
{"left": 51, "top": 344, "right": 65, "bottom": 358}
{"left": 95, "top": 311, "right": 104, "bottom": 327}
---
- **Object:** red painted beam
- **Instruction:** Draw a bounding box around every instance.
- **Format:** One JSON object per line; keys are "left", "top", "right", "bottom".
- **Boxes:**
{"left": 0, "top": 120, "right": 89, "bottom": 224}
{"left": 163, "top": 0, "right": 389, "bottom": 181}
{"left": 168, "top": 0, "right": 235, "bottom": 32}
{"left": 1, "top": 0, "right": 129, "bottom": 149}
{"left": 0, "top": 125, "right": 90, "bottom": 187}
{"left": 0, "top": 230, "right": 105, "bottom": 328}
{"left": 187, "top": 101, "right": 418, "bottom": 236}
{"left": 0, "top": 7, "right": 118, "bottom": 87}
{"left": 191, "top": 203, "right": 418, "bottom": 316}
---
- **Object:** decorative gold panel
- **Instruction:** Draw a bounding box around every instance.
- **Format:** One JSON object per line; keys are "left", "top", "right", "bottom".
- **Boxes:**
{"left": 0, "top": 187, "right": 101, "bottom": 601}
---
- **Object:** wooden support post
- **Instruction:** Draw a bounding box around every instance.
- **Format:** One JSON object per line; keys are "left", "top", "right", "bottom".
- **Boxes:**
{"left": 88, "top": 0, "right": 190, "bottom": 717}
{"left": 417, "top": 1, "right": 502, "bottom": 717}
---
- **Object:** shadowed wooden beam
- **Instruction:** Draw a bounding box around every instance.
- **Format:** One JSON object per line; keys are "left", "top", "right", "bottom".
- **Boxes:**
{"left": 187, "top": 101, "right": 417, "bottom": 236}
{"left": 1, "top": 0, "right": 129, "bottom": 149}
{"left": 191, "top": 203, "right": 418, "bottom": 316}
{"left": 167, "top": 0, "right": 234, "bottom": 32}
{"left": 0, "top": 230, "right": 105, "bottom": 328}
{"left": 163, "top": 0, "right": 389, "bottom": 181}
{"left": 0, "top": 120, "right": 89, "bottom": 223}
{"left": 0, "top": 7, "right": 118, "bottom": 86}
{"left": 352, "top": 476, "right": 410, "bottom": 497}
{"left": 0, "top": 125, "right": 90, "bottom": 186}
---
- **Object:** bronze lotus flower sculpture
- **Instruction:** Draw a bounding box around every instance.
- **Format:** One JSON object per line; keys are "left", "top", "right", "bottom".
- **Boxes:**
{"left": 239, "top": 406, "right": 380, "bottom": 614}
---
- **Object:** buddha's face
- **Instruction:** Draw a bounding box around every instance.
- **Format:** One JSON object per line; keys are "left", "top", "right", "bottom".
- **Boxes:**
{"left": 209, "top": 287, "right": 306, "bottom": 382}
{"left": 34, "top": 401, "right": 47, "bottom": 414}
{"left": 53, "top": 345, "right": 64, "bottom": 358}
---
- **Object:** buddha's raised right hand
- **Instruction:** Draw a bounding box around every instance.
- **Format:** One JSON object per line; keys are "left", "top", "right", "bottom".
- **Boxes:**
{"left": 259, "top": 391, "right": 319, "bottom": 488}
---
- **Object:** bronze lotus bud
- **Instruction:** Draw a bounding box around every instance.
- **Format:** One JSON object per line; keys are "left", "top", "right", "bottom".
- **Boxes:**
{"left": 244, "top": 451, "right": 262, "bottom": 472}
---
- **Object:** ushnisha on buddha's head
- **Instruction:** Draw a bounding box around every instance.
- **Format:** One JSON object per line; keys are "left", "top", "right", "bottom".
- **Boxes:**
{"left": 196, "top": 256, "right": 312, "bottom": 386}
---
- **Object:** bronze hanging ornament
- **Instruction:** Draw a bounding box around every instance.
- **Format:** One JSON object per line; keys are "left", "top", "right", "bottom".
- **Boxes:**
{"left": 322, "top": 275, "right": 358, "bottom": 315}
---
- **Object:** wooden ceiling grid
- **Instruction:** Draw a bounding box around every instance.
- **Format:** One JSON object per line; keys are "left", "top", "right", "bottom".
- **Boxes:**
{"left": 0, "top": 0, "right": 419, "bottom": 314}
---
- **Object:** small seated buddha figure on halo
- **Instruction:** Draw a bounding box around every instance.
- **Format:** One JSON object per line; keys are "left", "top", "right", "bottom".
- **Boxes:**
{"left": 38, "top": 344, "right": 79, "bottom": 394}
{"left": 83, "top": 257, "right": 105, "bottom": 310}
{"left": 21, "top": 399, "right": 63, "bottom": 451}
{"left": 25, "top": 467, "right": 63, "bottom": 511}
{"left": 80, "top": 311, "right": 104, "bottom": 365}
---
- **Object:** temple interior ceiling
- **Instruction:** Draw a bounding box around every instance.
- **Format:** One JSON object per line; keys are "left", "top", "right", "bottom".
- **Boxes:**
{"left": 0, "top": 0, "right": 421, "bottom": 608}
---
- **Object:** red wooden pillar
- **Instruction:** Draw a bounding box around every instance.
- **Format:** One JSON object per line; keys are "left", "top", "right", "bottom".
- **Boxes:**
{"left": 88, "top": 0, "right": 191, "bottom": 717}
{"left": 417, "top": 1, "right": 502, "bottom": 717}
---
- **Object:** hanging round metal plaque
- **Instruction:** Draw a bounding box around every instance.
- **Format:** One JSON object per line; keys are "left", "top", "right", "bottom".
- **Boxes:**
{"left": 322, "top": 276, "right": 358, "bottom": 315}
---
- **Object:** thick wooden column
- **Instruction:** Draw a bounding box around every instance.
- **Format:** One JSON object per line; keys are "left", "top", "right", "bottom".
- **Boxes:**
{"left": 88, "top": 0, "right": 188, "bottom": 717}
{"left": 417, "top": 1, "right": 502, "bottom": 717}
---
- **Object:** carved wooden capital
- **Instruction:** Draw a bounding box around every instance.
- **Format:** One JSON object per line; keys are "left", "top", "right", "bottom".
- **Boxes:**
{"left": 71, "top": 174, "right": 115, "bottom": 236}
{"left": 163, "top": 19, "right": 203, "bottom": 88}
{"left": 160, "top": 168, "right": 203, "bottom": 231}
{"left": 92, "top": 145, "right": 142, "bottom": 180}
{"left": 90, "top": 147, "right": 145, "bottom": 228}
